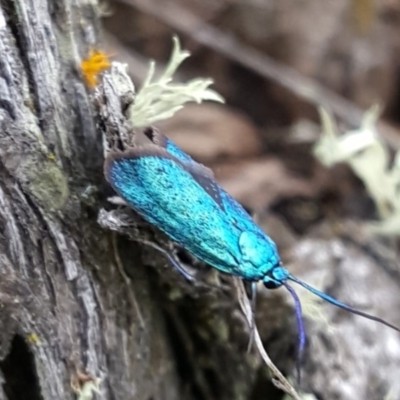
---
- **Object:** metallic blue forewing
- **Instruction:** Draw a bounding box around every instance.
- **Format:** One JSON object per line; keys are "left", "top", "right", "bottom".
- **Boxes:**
{"left": 104, "top": 130, "right": 280, "bottom": 281}
{"left": 143, "top": 128, "right": 278, "bottom": 249}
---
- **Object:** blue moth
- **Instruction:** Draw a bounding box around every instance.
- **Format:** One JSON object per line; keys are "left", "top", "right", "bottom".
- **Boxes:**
{"left": 104, "top": 127, "right": 400, "bottom": 373}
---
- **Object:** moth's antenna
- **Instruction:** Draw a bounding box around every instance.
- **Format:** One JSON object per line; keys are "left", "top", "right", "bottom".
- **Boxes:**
{"left": 288, "top": 274, "right": 400, "bottom": 333}
{"left": 284, "top": 283, "right": 306, "bottom": 384}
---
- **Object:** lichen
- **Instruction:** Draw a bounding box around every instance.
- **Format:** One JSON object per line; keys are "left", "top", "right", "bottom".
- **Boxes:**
{"left": 81, "top": 50, "right": 111, "bottom": 88}
{"left": 314, "top": 106, "right": 400, "bottom": 236}
{"left": 127, "top": 36, "right": 224, "bottom": 128}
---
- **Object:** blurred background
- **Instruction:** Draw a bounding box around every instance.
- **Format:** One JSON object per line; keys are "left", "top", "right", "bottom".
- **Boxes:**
{"left": 101, "top": 1, "right": 400, "bottom": 399}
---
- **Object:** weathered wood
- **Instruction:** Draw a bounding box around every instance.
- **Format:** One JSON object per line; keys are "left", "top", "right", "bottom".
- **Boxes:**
{"left": 0, "top": 0, "right": 180, "bottom": 398}
{"left": 0, "top": 1, "right": 273, "bottom": 399}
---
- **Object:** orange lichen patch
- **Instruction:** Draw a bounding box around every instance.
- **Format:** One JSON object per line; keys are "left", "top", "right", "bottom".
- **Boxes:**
{"left": 80, "top": 50, "right": 111, "bottom": 88}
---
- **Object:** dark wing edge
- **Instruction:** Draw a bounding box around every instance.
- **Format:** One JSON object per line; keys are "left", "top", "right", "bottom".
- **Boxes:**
{"left": 142, "top": 127, "right": 216, "bottom": 179}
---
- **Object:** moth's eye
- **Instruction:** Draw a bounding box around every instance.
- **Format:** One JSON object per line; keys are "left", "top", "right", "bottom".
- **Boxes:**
{"left": 263, "top": 276, "right": 281, "bottom": 289}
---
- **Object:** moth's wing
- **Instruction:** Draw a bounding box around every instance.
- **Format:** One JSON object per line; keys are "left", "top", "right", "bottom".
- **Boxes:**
{"left": 219, "top": 189, "right": 258, "bottom": 231}
{"left": 143, "top": 127, "right": 194, "bottom": 164}
{"left": 142, "top": 129, "right": 272, "bottom": 248}
{"left": 143, "top": 127, "right": 265, "bottom": 234}
{"left": 142, "top": 127, "right": 225, "bottom": 209}
{"left": 143, "top": 127, "right": 195, "bottom": 164}
{"left": 104, "top": 146, "right": 240, "bottom": 274}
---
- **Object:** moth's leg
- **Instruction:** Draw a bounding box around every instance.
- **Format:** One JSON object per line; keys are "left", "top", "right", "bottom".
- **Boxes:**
{"left": 98, "top": 207, "right": 149, "bottom": 237}
{"left": 100, "top": 208, "right": 197, "bottom": 280}
{"left": 137, "top": 239, "right": 196, "bottom": 282}
{"left": 247, "top": 281, "right": 257, "bottom": 353}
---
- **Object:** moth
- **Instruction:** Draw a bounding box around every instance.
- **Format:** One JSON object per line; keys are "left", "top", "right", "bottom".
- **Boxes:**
{"left": 104, "top": 127, "right": 400, "bottom": 374}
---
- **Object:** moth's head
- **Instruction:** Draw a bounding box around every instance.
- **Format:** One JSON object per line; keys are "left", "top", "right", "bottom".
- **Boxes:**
{"left": 262, "top": 264, "right": 289, "bottom": 289}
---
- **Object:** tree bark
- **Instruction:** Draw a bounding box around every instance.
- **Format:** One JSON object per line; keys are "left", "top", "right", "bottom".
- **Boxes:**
{"left": 0, "top": 0, "right": 180, "bottom": 398}
{"left": 0, "top": 1, "right": 267, "bottom": 399}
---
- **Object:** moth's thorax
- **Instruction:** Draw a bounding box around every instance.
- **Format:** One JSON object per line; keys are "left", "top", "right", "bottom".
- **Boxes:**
{"left": 238, "top": 231, "right": 280, "bottom": 280}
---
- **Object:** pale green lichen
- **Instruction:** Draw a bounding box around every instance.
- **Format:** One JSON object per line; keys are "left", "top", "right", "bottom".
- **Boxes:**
{"left": 127, "top": 36, "right": 224, "bottom": 128}
{"left": 384, "top": 388, "right": 395, "bottom": 400}
{"left": 74, "top": 379, "right": 101, "bottom": 400}
{"left": 314, "top": 106, "right": 400, "bottom": 236}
